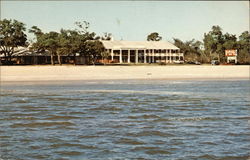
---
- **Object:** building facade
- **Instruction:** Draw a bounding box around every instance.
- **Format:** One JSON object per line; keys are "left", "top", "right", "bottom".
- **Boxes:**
{"left": 1, "top": 41, "right": 184, "bottom": 65}
{"left": 101, "top": 40, "right": 184, "bottom": 64}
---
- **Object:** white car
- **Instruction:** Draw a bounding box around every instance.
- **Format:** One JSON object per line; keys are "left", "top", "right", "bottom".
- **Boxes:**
{"left": 173, "top": 60, "right": 184, "bottom": 64}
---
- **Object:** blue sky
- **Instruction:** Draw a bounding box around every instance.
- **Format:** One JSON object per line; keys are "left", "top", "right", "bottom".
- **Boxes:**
{"left": 1, "top": 1, "right": 249, "bottom": 42}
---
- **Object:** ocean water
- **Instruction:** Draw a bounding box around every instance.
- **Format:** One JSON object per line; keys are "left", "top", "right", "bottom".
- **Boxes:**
{"left": 0, "top": 80, "right": 249, "bottom": 160}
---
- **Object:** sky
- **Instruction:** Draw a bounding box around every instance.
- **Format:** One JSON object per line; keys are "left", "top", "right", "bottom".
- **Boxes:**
{"left": 1, "top": 1, "right": 249, "bottom": 42}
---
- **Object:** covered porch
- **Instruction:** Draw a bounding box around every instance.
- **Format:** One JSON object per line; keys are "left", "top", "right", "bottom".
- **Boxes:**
{"left": 101, "top": 40, "right": 184, "bottom": 64}
{"left": 107, "top": 48, "right": 184, "bottom": 64}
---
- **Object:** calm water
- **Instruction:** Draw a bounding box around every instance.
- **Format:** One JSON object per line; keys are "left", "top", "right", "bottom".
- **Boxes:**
{"left": 0, "top": 80, "right": 249, "bottom": 160}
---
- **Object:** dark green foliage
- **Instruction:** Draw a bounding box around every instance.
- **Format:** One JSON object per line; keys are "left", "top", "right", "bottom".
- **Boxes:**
{"left": 0, "top": 19, "right": 27, "bottom": 64}
{"left": 237, "top": 31, "right": 250, "bottom": 64}
{"left": 147, "top": 32, "right": 162, "bottom": 41}
{"left": 203, "top": 25, "right": 225, "bottom": 62}
{"left": 29, "top": 30, "right": 59, "bottom": 65}
{"left": 101, "top": 32, "right": 112, "bottom": 40}
{"left": 173, "top": 25, "right": 249, "bottom": 64}
{"left": 203, "top": 26, "right": 249, "bottom": 64}
{"left": 173, "top": 38, "right": 205, "bottom": 62}
{"left": 85, "top": 40, "right": 105, "bottom": 64}
{"left": 29, "top": 21, "right": 105, "bottom": 65}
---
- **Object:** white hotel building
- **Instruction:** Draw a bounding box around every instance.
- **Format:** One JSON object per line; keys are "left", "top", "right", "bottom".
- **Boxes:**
{"left": 101, "top": 40, "right": 184, "bottom": 64}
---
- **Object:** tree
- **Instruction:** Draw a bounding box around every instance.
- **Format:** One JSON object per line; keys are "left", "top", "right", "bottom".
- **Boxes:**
{"left": 203, "top": 25, "right": 225, "bottom": 62}
{"left": 223, "top": 33, "right": 237, "bottom": 49}
{"left": 101, "top": 51, "right": 110, "bottom": 65}
{"left": 173, "top": 38, "right": 204, "bottom": 62}
{"left": 147, "top": 32, "right": 162, "bottom": 41}
{"left": 29, "top": 26, "right": 43, "bottom": 37}
{"left": 56, "top": 29, "right": 72, "bottom": 65}
{"left": 29, "top": 21, "right": 107, "bottom": 65}
{"left": 203, "top": 25, "right": 240, "bottom": 63}
{"left": 30, "top": 28, "right": 60, "bottom": 65}
{"left": 101, "top": 32, "right": 112, "bottom": 40}
{"left": 42, "top": 32, "right": 60, "bottom": 65}
{"left": 74, "top": 21, "right": 103, "bottom": 64}
{"left": 0, "top": 19, "right": 27, "bottom": 64}
{"left": 85, "top": 40, "right": 105, "bottom": 65}
{"left": 28, "top": 26, "right": 45, "bottom": 53}
{"left": 30, "top": 27, "right": 80, "bottom": 65}
{"left": 237, "top": 31, "right": 250, "bottom": 64}
{"left": 57, "top": 29, "right": 83, "bottom": 65}
{"left": 75, "top": 21, "right": 89, "bottom": 34}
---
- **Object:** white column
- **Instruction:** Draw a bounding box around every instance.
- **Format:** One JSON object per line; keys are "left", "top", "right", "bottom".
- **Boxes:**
{"left": 119, "top": 49, "right": 122, "bottom": 63}
{"left": 165, "top": 50, "right": 168, "bottom": 63}
{"left": 128, "top": 50, "right": 130, "bottom": 63}
{"left": 111, "top": 49, "right": 114, "bottom": 61}
{"left": 144, "top": 49, "right": 146, "bottom": 63}
{"left": 152, "top": 49, "right": 155, "bottom": 63}
{"left": 170, "top": 49, "right": 172, "bottom": 63}
{"left": 179, "top": 51, "right": 181, "bottom": 61}
{"left": 149, "top": 50, "right": 151, "bottom": 63}
{"left": 135, "top": 50, "right": 138, "bottom": 64}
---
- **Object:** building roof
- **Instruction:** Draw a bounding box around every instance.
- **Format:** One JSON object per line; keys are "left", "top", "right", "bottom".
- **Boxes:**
{"left": 101, "top": 40, "right": 179, "bottom": 50}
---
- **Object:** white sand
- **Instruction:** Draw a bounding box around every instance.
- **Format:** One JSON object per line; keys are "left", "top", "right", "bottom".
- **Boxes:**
{"left": 0, "top": 65, "right": 249, "bottom": 82}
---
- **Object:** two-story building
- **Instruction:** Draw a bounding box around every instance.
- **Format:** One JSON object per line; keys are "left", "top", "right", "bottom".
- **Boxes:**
{"left": 101, "top": 40, "right": 184, "bottom": 64}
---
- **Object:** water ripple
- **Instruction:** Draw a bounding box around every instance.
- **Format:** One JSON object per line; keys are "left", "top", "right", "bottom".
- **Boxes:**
{"left": 0, "top": 80, "right": 249, "bottom": 159}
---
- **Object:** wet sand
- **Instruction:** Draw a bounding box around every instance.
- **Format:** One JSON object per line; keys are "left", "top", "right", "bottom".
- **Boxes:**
{"left": 0, "top": 65, "right": 249, "bottom": 82}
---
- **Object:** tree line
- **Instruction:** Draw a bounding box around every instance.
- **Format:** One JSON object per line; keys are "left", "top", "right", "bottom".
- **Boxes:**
{"left": 1, "top": 19, "right": 249, "bottom": 65}
{"left": 147, "top": 27, "right": 250, "bottom": 64}
{"left": 0, "top": 19, "right": 111, "bottom": 65}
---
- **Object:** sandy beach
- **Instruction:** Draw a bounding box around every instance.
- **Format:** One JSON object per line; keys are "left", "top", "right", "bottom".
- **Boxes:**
{"left": 0, "top": 65, "right": 249, "bottom": 82}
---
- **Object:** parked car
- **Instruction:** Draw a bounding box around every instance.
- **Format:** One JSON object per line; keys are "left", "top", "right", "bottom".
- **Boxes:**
{"left": 186, "top": 61, "right": 195, "bottom": 64}
{"left": 173, "top": 60, "right": 184, "bottom": 64}
{"left": 211, "top": 60, "right": 220, "bottom": 65}
{"left": 185, "top": 61, "right": 200, "bottom": 65}
{"left": 195, "top": 61, "right": 201, "bottom": 65}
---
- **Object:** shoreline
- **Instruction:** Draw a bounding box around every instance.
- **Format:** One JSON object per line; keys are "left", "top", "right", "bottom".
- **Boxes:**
{"left": 1, "top": 78, "right": 249, "bottom": 87}
{"left": 1, "top": 65, "right": 249, "bottom": 82}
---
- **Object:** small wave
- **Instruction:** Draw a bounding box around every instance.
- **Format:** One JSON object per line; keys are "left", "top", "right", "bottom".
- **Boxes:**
{"left": 78, "top": 135, "right": 99, "bottom": 139}
{"left": 126, "top": 130, "right": 174, "bottom": 137}
{"left": 131, "top": 146, "right": 160, "bottom": 151}
{"left": 29, "top": 145, "right": 42, "bottom": 150}
{"left": 115, "top": 138, "right": 145, "bottom": 145}
{"left": 0, "top": 135, "right": 11, "bottom": 139}
{"left": 74, "top": 89, "right": 186, "bottom": 96}
{"left": 88, "top": 106, "right": 123, "bottom": 111}
{"left": 28, "top": 154, "right": 50, "bottom": 159}
{"left": 50, "top": 143, "right": 97, "bottom": 150}
{"left": 10, "top": 113, "right": 41, "bottom": 117}
{"left": 145, "top": 149, "right": 171, "bottom": 155}
{"left": 131, "top": 108, "right": 165, "bottom": 113}
{"left": 45, "top": 115, "right": 81, "bottom": 120}
{"left": 66, "top": 111, "right": 86, "bottom": 115}
{"left": 128, "top": 114, "right": 160, "bottom": 119}
{"left": 45, "top": 97, "right": 84, "bottom": 102}
{"left": 3, "top": 116, "right": 38, "bottom": 121}
{"left": 179, "top": 116, "right": 249, "bottom": 121}
{"left": 196, "top": 154, "right": 250, "bottom": 160}
{"left": 11, "top": 99, "right": 30, "bottom": 103}
{"left": 197, "top": 154, "right": 217, "bottom": 159}
{"left": 11, "top": 121, "right": 75, "bottom": 128}
{"left": 55, "top": 151, "right": 83, "bottom": 156}
{"left": 200, "top": 141, "right": 217, "bottom": 145}
{"left": 169, "top": 116, "right": 224, "bottom": 122}
{"left": 227, "top": 132, "right": 250, "bottom": 137}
